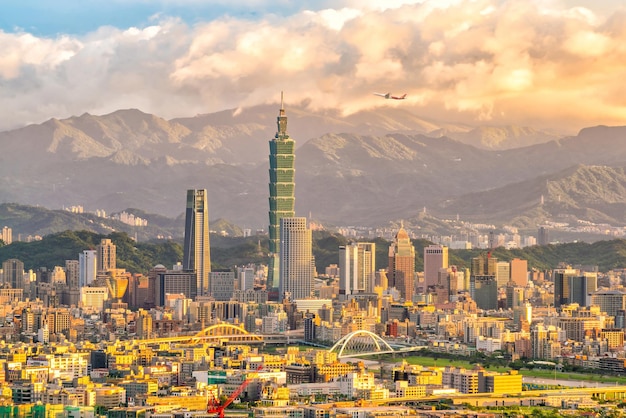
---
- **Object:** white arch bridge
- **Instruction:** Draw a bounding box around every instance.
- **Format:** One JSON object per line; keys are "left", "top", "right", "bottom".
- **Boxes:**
{"left": 328, "top": 330, "right": 426, "bottom": 358}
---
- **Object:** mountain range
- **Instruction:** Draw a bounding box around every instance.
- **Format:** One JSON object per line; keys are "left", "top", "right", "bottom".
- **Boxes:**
{"left": 1, "top": 104, "right": 626, "bottom": 233}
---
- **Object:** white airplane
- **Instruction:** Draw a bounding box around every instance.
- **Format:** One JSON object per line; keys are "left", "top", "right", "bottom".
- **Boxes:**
{"left": 373, "top": 92, "right": 407, "bottom": 100}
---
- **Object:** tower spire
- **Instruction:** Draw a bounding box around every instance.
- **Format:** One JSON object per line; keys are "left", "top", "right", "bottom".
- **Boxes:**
{"left": 276, "top": 92, "right": 287, "bottom": 137}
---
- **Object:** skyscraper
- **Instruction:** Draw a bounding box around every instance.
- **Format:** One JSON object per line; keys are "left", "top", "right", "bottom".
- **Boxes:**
{"left": 97, "top": 238, "right": 116, "bottom": 274}
{"left": 79, "top": 250, "right": 97, "bottom": 288}
{"left": 388, "top": 227, "right": 415, "bottom": 301}
{"left": 268, "top": 93, "right": 296, "bottom": 292}
{"left": 470, "top": 252, "right": 498, "bottom": 310}
{"left": 183, "top": 189, "right": 211, "bottom": 297}
{"left": 423, "top": 245, "right": 448, "bottom": 292}
{"left": 339, "top": 242, "right": 376, "bottom": 298}
{"left": 553, "top": 267, "right": 580, "bottom": 308}
{"left": 510, "top": 258, "right": 528, "bottom": 287}
{"left": 279, "top": 217, "right": 314, "bottom": 301}
{"left": 2, "top": 259, "right": 24, "bottom": 290}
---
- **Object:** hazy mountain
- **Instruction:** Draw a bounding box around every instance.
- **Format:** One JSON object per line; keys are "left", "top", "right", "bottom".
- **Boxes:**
{"left": 440, "top": 125, "right": 562, "bottom": 150}
{"left": 1, "top": 104, "right": 626, "bottom": 230}
{"left": 434, "top": 165, "right": 626, "bottom": 227}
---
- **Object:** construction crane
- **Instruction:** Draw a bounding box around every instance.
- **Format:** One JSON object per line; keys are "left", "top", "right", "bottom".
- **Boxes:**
{"left": 207, "top": 365, "right": 263, "bottom": 418}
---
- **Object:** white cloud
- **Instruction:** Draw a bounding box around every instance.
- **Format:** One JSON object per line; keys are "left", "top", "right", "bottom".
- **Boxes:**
{"left": 1, "top": 0, "right": 626, "bottom": 132}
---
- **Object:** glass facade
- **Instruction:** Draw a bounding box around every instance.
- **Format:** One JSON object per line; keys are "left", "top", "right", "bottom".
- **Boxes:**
{"left": 268, "top": 95, "right": 295, "bottom": 291}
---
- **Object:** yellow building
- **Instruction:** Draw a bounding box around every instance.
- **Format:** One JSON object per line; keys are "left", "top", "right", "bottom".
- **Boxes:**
{"left": 395, "top": 381, "right": 426, "bottom": 398}
{"left": 482, "top": 370, "right": 523, "bottom": 394}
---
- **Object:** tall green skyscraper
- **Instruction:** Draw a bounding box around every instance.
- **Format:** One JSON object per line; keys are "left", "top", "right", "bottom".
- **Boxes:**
{"left": 268, "top": 93, "right": 295, "bottom": 293}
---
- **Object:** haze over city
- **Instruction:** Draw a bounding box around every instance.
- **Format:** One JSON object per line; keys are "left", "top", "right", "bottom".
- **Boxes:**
{"left": 1, "top": 0, "right": 626, "bottom": 133}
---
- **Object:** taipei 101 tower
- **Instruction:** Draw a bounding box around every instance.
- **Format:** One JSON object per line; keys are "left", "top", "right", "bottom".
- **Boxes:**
{"left": 268, "top": 93, "right": 295, "bottom": 296}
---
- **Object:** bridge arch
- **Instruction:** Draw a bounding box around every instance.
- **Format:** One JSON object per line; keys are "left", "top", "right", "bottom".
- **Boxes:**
{"left": 193, "top": 323, "right": 262, "bottom": 342}
{"left": 329, "top": 330, "right": 394, "bottom": 358}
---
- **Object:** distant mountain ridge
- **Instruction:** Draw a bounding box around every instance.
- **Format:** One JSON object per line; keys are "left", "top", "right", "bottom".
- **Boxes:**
{"left": 1, "top": 104, "right": 626, "bottom": 229}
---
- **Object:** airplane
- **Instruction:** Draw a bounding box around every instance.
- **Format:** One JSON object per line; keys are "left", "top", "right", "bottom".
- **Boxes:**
{"left": 373, "top": 92, "right": 407, "bottom": 100}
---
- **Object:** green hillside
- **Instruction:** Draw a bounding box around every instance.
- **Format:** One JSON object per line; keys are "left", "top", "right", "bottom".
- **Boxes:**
{"left": 2, "top": 229, "right": 626, "bottom": 274}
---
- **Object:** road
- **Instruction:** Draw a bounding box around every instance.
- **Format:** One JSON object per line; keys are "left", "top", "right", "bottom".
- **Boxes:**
{"left": 523, "top": 376, "right": 617, "bottom": 388}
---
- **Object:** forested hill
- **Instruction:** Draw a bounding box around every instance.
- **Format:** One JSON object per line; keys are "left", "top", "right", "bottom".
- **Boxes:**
{"left": 1, "top": 230, "right": 626, "bottom": 274}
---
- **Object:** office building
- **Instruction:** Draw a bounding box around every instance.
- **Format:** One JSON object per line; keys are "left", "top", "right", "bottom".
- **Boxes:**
{"left": 423, "top": 245, "right": 448, "bottom": 292}
{"left": 470, "top": 253, "right": 498, "bottom": 310}
{"left": 471, "top": 253, "right": 497, "bottom": 276}
{"left": 210, "top": 270, "right": 236, "bottom": 301}
{"left": 554, "top": 268, "right": 597, "bottom": 308}
{"left": 339, "top": 242, "right": 376, "bottom": 298}
{"left": 495, "top": 261, "right": 510, "bottom": 288}
{"left": 2, "top": 259, "right": 24, "bottom": 290}
{"left": 388, "top": 227, "right": 415, "bottom": 301}
{"left": 183, "top": 189, "right": 211, "bottom": 296}
{"left": 537, "top": 227, "right": 549, "bottom": 246}
{"left": 156, "top": 269, "right": 197, "bottom": 306}
{"left": 237, "top": 266, "right": 255, "bottom": 292}
{"left": 97, "top": 239, "right": 116, "bottom": 274}
{"left": 471, "top": 275, "right": 498, "bottom": 311}
{"left": 570, "top": 272, "right": 597, "bottom": 307}
{"left": 268, "top": 94, "right": 296, "bottom": 292}
{"left": 510, "top": 258, "right": 528, "bottom": 287}
{"left": 79, "top": 250, "right": 97, "bottom": 288}
{"left": 279, "top": 217, "right": 314, "bottom": 301}
{"left": 591, "top": 290, "right": 626, "bottom": 317}
{"left": 81, "top": 287, "right": 109, "bottom": 311}
{"left": 65, "top": 260, "right": 80, "bottom": 289}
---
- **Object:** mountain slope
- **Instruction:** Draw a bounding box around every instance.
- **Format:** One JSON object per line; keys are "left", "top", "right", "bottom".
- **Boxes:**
{"left": 1, "top": 105, "right": 626, "bottom": 228}
{"left": 433, "top": 165, "right": 626, "bottom": 227}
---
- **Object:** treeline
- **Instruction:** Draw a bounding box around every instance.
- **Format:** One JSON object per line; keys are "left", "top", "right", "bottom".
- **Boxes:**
{"left": 1, "top": 229, "right": 626, "bottom": 274}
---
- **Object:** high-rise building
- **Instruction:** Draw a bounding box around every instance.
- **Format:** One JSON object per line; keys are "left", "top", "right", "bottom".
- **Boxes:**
{"left": 2, "top": 226, "right": 12, "bottom": 245}
{"left": 388, "top": 227, "right": 415, "bottom": 302}
{"left": 471, "top": 275, "right": 498, "bottom": 310}
{"left": 470, "top": 253, "right": 498, "bottom": 310}
{"left": 339, "top": 242, "right": 376, "bottom": 298}
{"left": 495, "top": 261, "right": 510, "bottom": 288}
{"left": 237, "top": 266, "right": 255, "bottom": 292}
{"left": 591, "top": 290, "right": 626, "bottom": 317}
{"left": 2, "top": 259, "right": 24, "bottom": 290}
{"left": 553, "top": 267, "right": 597, "bottom": 308}
{"left": 183, "top": 189, "right": 211, "bottom": 296}
{"left": 279, "top": 217, "right": 314, "bottom": 301}
{"left": 471, "top": 253, "right": 497, "bottom": 276}
{"left": 156, "top": 269, "right": 197, "bottom": 306}
{"left": 510, "top": 258, "right": 528, "bottom": 287}
{"left": 210, "top": 270, "right": 236, "bottom": 301}
{"left": 537, "top": 227, "right": 549, "bottom": 246}
{"left": 570, "top": 272, "right": 597, "bottom": 307}
{"left": 423, "top": 245, "right": 448, "bottom": 292}
{"left": 65, "top": 260, "right": 80, "bottom": 289}
{"left": 79, "top": 250, "right": 97, "bottom": 288}
{"left": 97, "top": 239, "right": 116, "bottom": 274}
{"left": 268, "top": 94, "right": 296, "bottom": 292}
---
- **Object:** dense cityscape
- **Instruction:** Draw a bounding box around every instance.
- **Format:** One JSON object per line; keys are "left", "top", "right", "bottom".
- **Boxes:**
{"left": 0, "top": 103, "right": 625, "bottom": 418}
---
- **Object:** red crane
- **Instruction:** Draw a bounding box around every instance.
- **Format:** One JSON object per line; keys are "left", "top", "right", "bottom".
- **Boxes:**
{"left": 207, "top": 365, "right": 263, "bottom": 418}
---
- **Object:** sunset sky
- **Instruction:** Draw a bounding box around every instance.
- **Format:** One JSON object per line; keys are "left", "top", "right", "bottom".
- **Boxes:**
{"left": 0, "top": 0, "right": 625, "bottom": 133}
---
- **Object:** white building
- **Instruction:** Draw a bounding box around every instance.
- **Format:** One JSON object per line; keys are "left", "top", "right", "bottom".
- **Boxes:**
{"left": 279, "top": 217, "right": 314, "bottom": 300}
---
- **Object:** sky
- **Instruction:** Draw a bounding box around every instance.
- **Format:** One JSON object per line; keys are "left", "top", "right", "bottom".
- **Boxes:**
{"left": 1, "top": 0, "right": 625, "bottom": 133}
